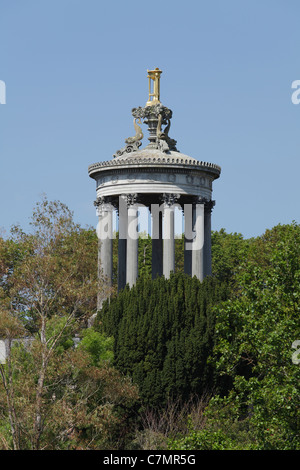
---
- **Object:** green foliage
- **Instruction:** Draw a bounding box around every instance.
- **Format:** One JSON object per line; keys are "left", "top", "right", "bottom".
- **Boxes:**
{"left": 0, "top": 197, "right": 138, "bottom": 450}
{"left": 211, "top": 228, "right": 251, "bottom": 284}
{"left": 169, "top": 426, "right": 236, "bottom": 450}
{"left": 207, "top": 222, "right": 300, "bottom": 449}
{"left": 138, "top": 233, "right": 152, "bottom": 279}
{"left": 45, "top": 315, "right": 76, "bottom": 353}
{"left": 1, "top": 197, "right": 99, "bottom": 333}
{"left": 168, "top": 398, "right": 257, "bottom": 450}
{"left": 95, "top": 272, "right": 230, "bottom": 407}
{"left": 1, "top": 197, "right": 299, "bottom": 450}
{"left": 78, "top": 328, "right": 114, "bottom": 366}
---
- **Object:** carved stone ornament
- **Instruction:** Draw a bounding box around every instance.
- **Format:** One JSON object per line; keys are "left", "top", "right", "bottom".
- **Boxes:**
{"left": 94, "top": 196, "right": 114, "bottom": 207}
{"left": 161, "top": 193, "right": 180, "bottom": 206}
{"left": 156, "top": 113, "right": 177, "bottom": 152}
{"left": 204, "top": 200, "right": 216, "bottom": 213}
{"left": 94, "top": 196, "right": 105, "bottom": 207}
{"left": 125, "top": 118, "right": 144, "bottom": 144}
{"left": 193, "top": 196, "right": 207, "bottom": 205}
{"left": 132, "top": 104, "right": 178, "bottom": 153}
{"left": 126, "top": 193, "right": 139, "bottom": 207}
{"left": 113, "top": 140, "right": 142, "bottom": 158}
{"left": 192, "top": 197, "right": 215, "bottom": 212}
{"left": 132, "top": 104, "right": 173, "bottom": 121}
{"left": 113, "top": 118, "right": 144, "bottom": 158}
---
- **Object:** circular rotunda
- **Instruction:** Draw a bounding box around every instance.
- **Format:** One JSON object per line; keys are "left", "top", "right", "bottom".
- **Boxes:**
{"left": 88, "top": 68, "right": 221, "bottom": 299}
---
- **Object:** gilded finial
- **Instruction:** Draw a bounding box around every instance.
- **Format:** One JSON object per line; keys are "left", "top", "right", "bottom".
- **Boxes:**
{"left": 146, "top": 68, "right": 162, "bottom": 106}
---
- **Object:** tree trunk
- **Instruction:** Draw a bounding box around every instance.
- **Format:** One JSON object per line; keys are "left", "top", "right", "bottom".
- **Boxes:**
{"left": 34, "top": 316, "right": 47, "bottom": 450}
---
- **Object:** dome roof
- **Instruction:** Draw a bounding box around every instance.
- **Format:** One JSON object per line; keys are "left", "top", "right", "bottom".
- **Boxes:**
{"left": 88, "top": 147, "right": 221, "bottom": 179}
{"left": 116, "top": 147, "right": 198, "bottom": 163}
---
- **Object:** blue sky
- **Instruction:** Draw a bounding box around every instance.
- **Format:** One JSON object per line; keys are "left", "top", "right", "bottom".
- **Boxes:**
{"left": 1, "top": 0, "right": 299, "bottom": 239}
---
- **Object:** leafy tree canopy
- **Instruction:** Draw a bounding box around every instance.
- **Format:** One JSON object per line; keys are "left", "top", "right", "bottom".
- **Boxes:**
{"left": 172, "top": 222, "right": 300, "bottom": 450}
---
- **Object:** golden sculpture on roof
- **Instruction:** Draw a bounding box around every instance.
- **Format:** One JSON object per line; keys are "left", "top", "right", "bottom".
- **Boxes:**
{"left": 146, "top": 68, "right": 162, "bottom": 106}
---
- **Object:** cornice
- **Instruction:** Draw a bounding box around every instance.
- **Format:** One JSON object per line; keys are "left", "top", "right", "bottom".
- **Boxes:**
{"left": 88, "top": 156, "right": 221, "bottom": 178}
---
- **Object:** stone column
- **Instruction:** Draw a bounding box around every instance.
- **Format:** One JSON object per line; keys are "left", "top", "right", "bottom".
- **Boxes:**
{"left": 151, "top": 204, "right": 163, "bottom": 279}
{"left": 162, "top": 194, "right": 178, "bottom": 279}
{"left": 203, "top": 200, "right": 215, "bottom": 277}
{"left": 126, "top": 194, "right": 139, "bottom": 287}
{"left": 191, "top": 197, "right": 205, "bottom": 281}
{"left": 96, "top": 198, "right": 113, "bottom": 283}
{"left": 118, "top": 195, "right": 127, "bottom": 291}
{"left": 183, "top": 203, "right": 192, "bottom": 276}
{"left": 96, "top": 197, "right": 113, "bottom": 308}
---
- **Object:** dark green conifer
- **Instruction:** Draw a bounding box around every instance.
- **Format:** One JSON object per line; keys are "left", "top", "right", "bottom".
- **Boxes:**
{"left": 96, "top": 272, "right": 230, "bottom": 407}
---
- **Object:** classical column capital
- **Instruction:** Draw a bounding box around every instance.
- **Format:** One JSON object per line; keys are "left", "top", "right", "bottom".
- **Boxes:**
{"left": 126, "top": 193, "right": 139, "bottom": 207}
{"left": 94, "top": 196, "right": 115, "bottom": 216}
{"left": 191, "top": 196, "right": 206, "bottom": 206}
{"left": 161, "top": 193, "right": 180, "bottom": 207}
{"left": 191, "top": 197, "right": 215, "bottom": 213}
{"left": 204, "top": 199, "right": 215, "bottom": 213}
{"left": 94, "top": 196, "right": 105, "bottom": 207}
{"left": 94, "top": 196, "right": 115, "bottom": 208}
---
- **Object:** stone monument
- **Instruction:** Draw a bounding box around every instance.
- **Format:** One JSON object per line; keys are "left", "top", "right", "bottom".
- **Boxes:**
{"left": 88, "top": 69, "right": 221, "bottom": 301}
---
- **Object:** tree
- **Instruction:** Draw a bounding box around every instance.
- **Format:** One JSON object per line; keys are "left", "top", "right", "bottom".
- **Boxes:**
{"left": 211, "top": 228, "right": 251, "bottom": 284}
{"left": 167, "top": 223, "right": 299, "bottom": 451}
{"left": 208, "top": 222, "right": 300, "bottom": 449}
{"left": 0, "top": 321, "right": 138, "bottom": 449}
{"left": 96, "top": 272, "right": 230, "bottom": 408}
{"left": 0, "top": 197, "right": 138, "bottom": 449}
